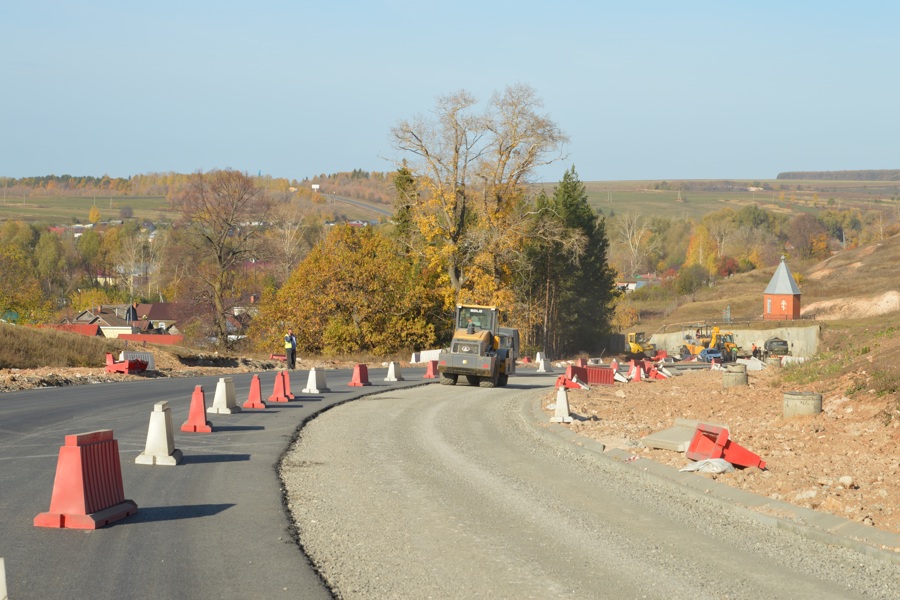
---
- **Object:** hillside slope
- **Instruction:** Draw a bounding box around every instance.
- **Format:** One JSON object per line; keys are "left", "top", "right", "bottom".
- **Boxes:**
{"left": 562, "top": 233, "right": 900, "bottom": 536}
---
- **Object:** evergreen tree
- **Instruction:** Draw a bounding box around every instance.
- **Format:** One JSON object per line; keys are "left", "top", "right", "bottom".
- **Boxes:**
{"left": 527, "top": 167, "right": 618, "bottom": 356}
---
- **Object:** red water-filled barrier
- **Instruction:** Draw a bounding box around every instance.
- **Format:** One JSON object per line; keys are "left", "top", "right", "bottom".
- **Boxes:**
{"left": 34, "top": 430, "right": 138, "bottom": 529}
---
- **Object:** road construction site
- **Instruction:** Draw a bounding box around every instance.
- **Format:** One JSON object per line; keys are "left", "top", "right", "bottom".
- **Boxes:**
{"left": 1, "top": 352, "right": 898, "bottom": 599}
{"left": 284, "top": 374, "right": 899, "bottom": 599}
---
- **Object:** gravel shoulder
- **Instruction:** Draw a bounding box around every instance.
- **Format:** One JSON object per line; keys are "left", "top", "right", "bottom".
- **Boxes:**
{"left": 281, "top": 375, "right": 900, "bottom": 600}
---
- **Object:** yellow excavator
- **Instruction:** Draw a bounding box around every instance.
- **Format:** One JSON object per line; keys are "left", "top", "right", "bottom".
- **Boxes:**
{"left": 680, "top": 325, "right": 739, "bottom": 362}
{"left": 437, "top": 304, "right": 518, "bottom": 387}
{"left": 626, "top": 332, "right": 656, "bottom": 359}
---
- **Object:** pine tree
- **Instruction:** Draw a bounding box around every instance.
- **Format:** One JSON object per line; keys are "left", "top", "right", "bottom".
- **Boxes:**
{"left": 527, "top": 167, "right": 617, "bottom": 356}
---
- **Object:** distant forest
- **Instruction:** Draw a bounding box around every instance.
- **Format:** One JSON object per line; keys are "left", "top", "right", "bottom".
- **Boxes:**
{"left": 777, "top": 170, "right": 900, "bottom": 181}
{"left": 0, "top": 170, "right": 395, "bottom": 204}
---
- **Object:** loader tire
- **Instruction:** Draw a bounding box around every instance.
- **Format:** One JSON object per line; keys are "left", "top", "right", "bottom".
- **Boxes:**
{"left": 466, "top": 375, "right": 480, "bottom": 386}
{"left": 479, "top": 373, "right": 498, "bottom": 388}
{"left": 440, "top": 373, "right": 458, "bottom": 385}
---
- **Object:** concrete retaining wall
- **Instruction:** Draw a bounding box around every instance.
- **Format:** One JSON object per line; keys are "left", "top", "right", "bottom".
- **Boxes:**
{"left": 649, "top": 324, "right": 820, "bottom": 358}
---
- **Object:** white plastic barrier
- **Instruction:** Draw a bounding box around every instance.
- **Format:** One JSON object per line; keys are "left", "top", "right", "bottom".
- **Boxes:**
{"left": 208, "top": 377, "right": 240, "bottom": 414}
{"left": 385, "top": 362, "right": 405, "bottom": 382}
{"left": 135, "top": 401, "right": 183, "bottom": 466}
{"left": 302, "top": 368, "right": 331, "bottom": 393}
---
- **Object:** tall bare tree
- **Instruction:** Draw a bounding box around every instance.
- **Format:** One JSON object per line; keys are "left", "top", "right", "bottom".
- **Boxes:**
{"left": 391, "top": 85, "right": 568, "bottom": 302}
{"left": 264, "top": 200, "right": 320, "bottom": 285}
{"left": 612, "top": 212, "right": 659, "bottom": 276}
{"left": 172, "top": 169, "right": 273, "bottom": 349}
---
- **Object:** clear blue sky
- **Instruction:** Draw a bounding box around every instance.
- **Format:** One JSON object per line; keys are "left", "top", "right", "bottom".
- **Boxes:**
{"left": 2, "top": 1, "right": 898, "bottom": 183}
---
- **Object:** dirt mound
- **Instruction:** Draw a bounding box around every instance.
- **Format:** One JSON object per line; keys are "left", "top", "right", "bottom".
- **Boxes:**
{"left": 544, "top": 365, "right": 900, "bottom": 536}
{"left": 802, "top": 290, "right": 900, "bottom": 320}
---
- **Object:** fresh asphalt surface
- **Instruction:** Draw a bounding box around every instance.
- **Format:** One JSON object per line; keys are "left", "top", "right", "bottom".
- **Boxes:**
{"left": 0, "top": 366, "right": 431, "bottom": 599}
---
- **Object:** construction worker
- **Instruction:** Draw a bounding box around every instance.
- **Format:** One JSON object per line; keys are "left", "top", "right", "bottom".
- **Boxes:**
{"left": 751, "top": 343, "right": 760, "bottom": 359}
{"left": 284, "top": 328, "right": 297, "bottom": 369}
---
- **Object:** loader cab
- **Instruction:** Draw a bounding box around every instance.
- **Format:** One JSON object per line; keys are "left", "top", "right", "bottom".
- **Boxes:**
{"left": 456, "top": 305, "right": 499, "bottom": 335}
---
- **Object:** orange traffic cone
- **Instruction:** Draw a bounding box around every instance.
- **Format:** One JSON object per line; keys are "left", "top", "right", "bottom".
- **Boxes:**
{"left": 268, "top": 371, "right": 290, "bottom": 403}
{"left": 243, "top": 375, "right": 266, "bottom": 409}
{"left": 282, "top": 370, "right": 296, "bottom": 400}
{"left": 181, "top": 386, "right": 213, "bottom": 433}
{"left": 348, "top": 364, "right": 372, "bottom": 386}
{"left": 423, "top": 360, "right": 438, "bottom": 379}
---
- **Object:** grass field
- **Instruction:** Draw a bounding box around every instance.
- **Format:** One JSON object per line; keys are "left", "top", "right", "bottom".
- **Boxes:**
{"left": 0, "top": 194, "right": 172, "bottom": 223}
{"left": 2, "top": 179, "right": 898, "bottom": 225}
{"left": 538, "top": 179, "right": 900, "bottom": 221}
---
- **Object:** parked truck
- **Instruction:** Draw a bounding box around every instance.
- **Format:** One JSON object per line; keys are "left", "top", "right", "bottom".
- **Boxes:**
{"left": 437, "top": 304, "right": 518, "bottom": 388}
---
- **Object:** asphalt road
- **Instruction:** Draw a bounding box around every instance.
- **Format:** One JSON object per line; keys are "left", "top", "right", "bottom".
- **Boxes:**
{"left": 285, "top": 372, "right": 900, "bottom": 600}
{"left": 0, "top": 366, "right": 431, "bottom": 600}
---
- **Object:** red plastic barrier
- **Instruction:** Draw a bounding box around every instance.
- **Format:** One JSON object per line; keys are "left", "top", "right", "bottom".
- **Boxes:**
{"left": 268, "top": 371, "right": 290, "bottom": 402}
{"left": 565, "top": 365, "right": 588, "bottom": 382}
{"left": 34, "top": 430, "right": 138, "bottom": 529}
{"left": 243, "top": 375, "right": 266, "bottom": 409}
{"left": 423, "top": 360, "right": 438, "bottom": 379}
{"left": 348, "top": 364, "right": 372, "bottom": 386}
{"left": 584, "top": 366, "right": 615, "bottom": 385}
{"left": 181, "top": 386, "right": 213, "bottom": 433}
{"left": 105, "top": 353, "right": 147, "bottom": 374}
{"left": 686, "top": 423, "right": 766, "bottom": 469}
{"left": 555, "top": 375, "right": 584, "bottom": 390}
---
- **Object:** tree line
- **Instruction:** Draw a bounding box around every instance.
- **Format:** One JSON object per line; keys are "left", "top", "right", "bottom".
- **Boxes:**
{"left": 4, "top": 86, "right": 898, "bottom": 360}
{"left": 777, "top": 170, "right": 900, "bottom": 181}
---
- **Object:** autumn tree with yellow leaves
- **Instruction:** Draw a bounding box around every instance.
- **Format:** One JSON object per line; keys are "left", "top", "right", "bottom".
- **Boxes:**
{"left": 390, "top": 85, "right": 568, "bottom": 308}
{"left": 250, "top": 225, "right": 444, "bottom": 356}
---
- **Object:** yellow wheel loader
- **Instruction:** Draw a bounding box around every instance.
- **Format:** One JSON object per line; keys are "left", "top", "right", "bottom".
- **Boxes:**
{"left": 437, "top": 304, "right": 518, "bottom": 387}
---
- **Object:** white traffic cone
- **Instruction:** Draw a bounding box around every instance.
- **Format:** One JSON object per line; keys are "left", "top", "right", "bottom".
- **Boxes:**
{"left": 385, "top": 361, "right": 405, "bottom": 381}
{"left": 136, "top": 401, "right": 183, "bottom": 466}
{"left": 208, "top": 377, "right": 241, "bottom": 414}
{"left": 1, "top": 557, "right": 7, "bottom": 600}
{"left": 537, "top": 358, "right": 553, "bottom": 373}
{"left": 550, "top": 386, "right": 573, "bottom": 423}
{"left": 302, "top": 367, "right": 331, "bottom": 393}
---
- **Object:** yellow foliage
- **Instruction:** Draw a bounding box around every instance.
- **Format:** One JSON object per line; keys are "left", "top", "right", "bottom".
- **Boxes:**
{"left": 68, "top": 288, "right": 118, "bottom": 312}
{"left": 250, "top": 226, "right": 447, "bottom": 356}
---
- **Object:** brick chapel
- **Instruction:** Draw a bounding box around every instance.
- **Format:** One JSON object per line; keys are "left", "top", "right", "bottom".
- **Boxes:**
{"left": 763, "top": 256, "right": 801, "bottom": 320}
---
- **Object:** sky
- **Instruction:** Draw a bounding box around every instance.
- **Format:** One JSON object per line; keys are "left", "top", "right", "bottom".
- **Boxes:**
{"left": 2, "top": 1, "right": 898, "bottom": 184}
